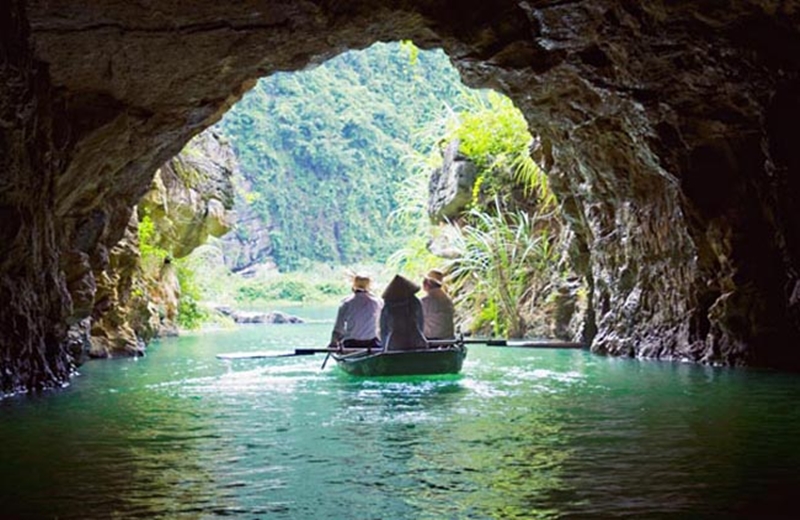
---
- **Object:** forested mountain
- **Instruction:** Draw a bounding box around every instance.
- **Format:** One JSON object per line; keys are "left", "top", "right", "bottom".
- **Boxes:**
{"left": 214, "top": 42, "right": 469, "bottom": 271}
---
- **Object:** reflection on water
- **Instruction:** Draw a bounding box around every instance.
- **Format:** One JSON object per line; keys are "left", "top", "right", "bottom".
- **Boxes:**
{"left": 1, "top": 311, "right": 800, "bottom": 519}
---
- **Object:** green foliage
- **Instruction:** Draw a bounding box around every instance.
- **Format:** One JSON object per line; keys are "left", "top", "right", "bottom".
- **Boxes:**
{"left": 446, "top": 199, "right": 566, "bottom": 338}
{"left": 512, "top": 152, "right": 557, "bottom": 209}
{"left": 400, "top": 40, "right": 419, "bottom": 65}
{"left": 385, "top": 86, "right": 561, "bottom": 298}
{"left": 173, "top": 243, "right": 232, "bottom": 305}
{"left": 175, "top": 259, "right": 207, "bottom": 329}
{"left": 451, "top": 91, "right": 530, "bottom": 166}
{"left": 180, "top": 42, "right": 570, "bottom": 337}
{"left": 316, "top": 281, "right": 349, "bottom": 296}
{"left": 391, "top": 86, "right": 568, "bottom": 337}
{"left": 138, "top": 213, "right": 169, "bottom": 275}
{"left": 138, "top": 210, "right": 209, "bottom": 330}
{"left": 442, "top": 90, "right": 555, "bottom": 209}
{"left": 214, "top": 42, "right": 469, "bottom": 271}
{"left": 234, "top": 274, "right": 350, "bottom": 304}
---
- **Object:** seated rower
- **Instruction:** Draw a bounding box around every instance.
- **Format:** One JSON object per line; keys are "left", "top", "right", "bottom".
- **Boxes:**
{"left": 329, "top": 273, "right": 382, "bottom": 350}
{"left": 380, "top": 274, "right": 428, "bottom": 351}
{"left": 421, "top": 269, "right": 455, "bottom": 341}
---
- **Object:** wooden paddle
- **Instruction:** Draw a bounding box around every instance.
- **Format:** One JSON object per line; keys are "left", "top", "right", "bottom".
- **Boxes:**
{"left": 502, "top": 340, "right": 586, "bottom": 349}
{"left": 216, "top": 338, "right": 587, "bottom": 360}
{"left": 428, "top": 338, "right": 507, "bottom": 347}
{"left": 216, "top": 346, "right": 374, "bottom": 360}
{"left": 427, "top": 338, "right": 587, "bottom": 349}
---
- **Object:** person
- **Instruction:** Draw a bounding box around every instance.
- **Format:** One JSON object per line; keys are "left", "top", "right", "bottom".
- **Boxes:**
{"left": 329, "top": 274, "right": 382, "bottom": 349}
{"left": 420, "top": 268, "right": 455, "bottom": 340}
{"left": 379, "top": 274, "right": 427, "bottom": 351}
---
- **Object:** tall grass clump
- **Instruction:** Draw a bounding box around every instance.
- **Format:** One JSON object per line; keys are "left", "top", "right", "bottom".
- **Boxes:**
{"left": 429, "top": 90, "right": 570, "bottom": 337}
{"left": 446, "top": 199, "right": 567, "bottom": 337}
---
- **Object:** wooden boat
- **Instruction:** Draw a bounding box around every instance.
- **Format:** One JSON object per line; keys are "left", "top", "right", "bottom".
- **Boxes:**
{"left": 216, "top": 337, "right": 585, "bottom": 373}
{"left": 331, "top": 344, "right": 467, "bottom": 377}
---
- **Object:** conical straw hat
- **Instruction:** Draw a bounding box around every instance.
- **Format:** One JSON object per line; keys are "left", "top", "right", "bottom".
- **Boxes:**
{"left": 381, "top": 274, "right": 420, "bottom": 301}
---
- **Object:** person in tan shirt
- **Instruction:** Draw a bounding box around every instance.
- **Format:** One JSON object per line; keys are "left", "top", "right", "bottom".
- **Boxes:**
{"left": 420, "top": 269, "right": 455, "bottom": 340}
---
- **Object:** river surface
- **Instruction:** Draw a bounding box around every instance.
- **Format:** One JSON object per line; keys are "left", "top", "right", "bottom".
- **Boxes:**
{"left": 1, "top": 306, "right": 799, "bottom": 519}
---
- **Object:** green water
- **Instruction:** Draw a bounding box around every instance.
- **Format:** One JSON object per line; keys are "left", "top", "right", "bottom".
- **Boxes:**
{"left": 1, "top": 307, "right": 799, "bottom": 519}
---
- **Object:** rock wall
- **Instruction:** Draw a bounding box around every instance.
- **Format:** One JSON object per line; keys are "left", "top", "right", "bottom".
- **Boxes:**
{"left": 139, "top": 130, "right": 235, "bottom": 260}
{"left": 0, "top": 1, "right": 74, "bottom": 393}
{"left": 428, "top": 139, "right": 478, "bottom": 221}
{"left": 512, "top": 2, "right": 800, "bottom": 369}
{"left": 86, "top": 130, "right": 235, "bottom": 359}
{"left": 1, "top": 1, "right": 798, "bottom": 393}
{"left": 218, "top": 174, "right": 276, "bottom": 276}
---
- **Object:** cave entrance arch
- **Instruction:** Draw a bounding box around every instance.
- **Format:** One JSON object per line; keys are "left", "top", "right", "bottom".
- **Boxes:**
{"left": 3, "top": 1, "right": 798, "bottom": 394}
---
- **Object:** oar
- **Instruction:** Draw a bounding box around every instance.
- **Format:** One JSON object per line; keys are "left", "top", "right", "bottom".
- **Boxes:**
{"left": 321, "top": 352, "right": 332, "bottom": 369}
{"left": 466, "top": 338, "right": 507, "bottom": 346}
{"left": 428, "top": 338, "right": 507, "bottom": 347}
{"left": 216, "top": 346, "right": 377, "bottom": 360}
{"left": 264, "top": 347, "right": 361, "bottom": 358}
{"left": 427, "top": 338, "right": 587, "bottom": 349}
{"left": 216, "top": 348, "right": 338, "bottom": 360}
{"left": 294, "top": 348, "right": 338, "bottom": 355}
{"left": 503, "top": 340, "right": 586, "bottom": 349}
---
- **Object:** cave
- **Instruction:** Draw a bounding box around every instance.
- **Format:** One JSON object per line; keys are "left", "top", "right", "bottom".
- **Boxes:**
{"left": 1, "top": 1, "right": 799, "bottom": 395}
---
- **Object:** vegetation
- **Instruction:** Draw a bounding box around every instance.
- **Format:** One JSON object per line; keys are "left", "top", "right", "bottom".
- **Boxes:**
{"left": 446, "top": 90, "right": 554, "bottom": 210}
{"left": 138, "top": 214, "right": 169, "bottom": 270}
{"left": 138, "top": 211, "right": 209, "bottom": 330}
{"left": 175, "top": 261, "right": 207, "bottom": 329}
{"left": 174, "top": 43, "right": 573, "bottom": 338}
{"left": 386, "top": 85, "right": 568, "bottom": 337}
{"left": 234, "top": 272, "right": 349, "bottom": 305}
{"left": 180, "top": 243, "right": 383, "bottom": 308}
{"left": 442, "top": 95, "right": 568, "bottom": 337}
{"left": 214, "top": 42, "right": 468, "bottom": 271}
{"left": 447, "top": 201, "right": 567, "bottom": 337}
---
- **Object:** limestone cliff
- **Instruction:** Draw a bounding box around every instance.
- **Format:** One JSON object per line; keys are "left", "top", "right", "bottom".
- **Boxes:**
{"left": 1, "top": 0, "right": 799, "bottom": 394}
{"left": 217, "top": 174, "right": 276, "bottom": 276}
{"left": 85, "top": 130, "right": 235, "bottom": 359}
{"left": 141, "top": 130, "right": 235, "bottom": 259}
{"left": 428, "top": 139, "right": 479, "bottom": 222}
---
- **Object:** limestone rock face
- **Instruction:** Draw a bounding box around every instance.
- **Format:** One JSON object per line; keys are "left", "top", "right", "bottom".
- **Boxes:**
{"left": 428, "top": 139, "right": 478, "bottom": 222}
{"left": 0, "top": 1, "right": 74, "bottom": 394}
{"left": 218, "top": 175, "right": 276, "bottom": 275}
{"left": 84, "top": 131, "right": 236, "bottom": 358}
{"left": 1, "top": 0, "right": 799, "bottom": 393}
{"left": 139, "top": 130, "right": 235, "bottom": 259}
{"left": 88, "top": 214, "right": 150, "bottom": 358}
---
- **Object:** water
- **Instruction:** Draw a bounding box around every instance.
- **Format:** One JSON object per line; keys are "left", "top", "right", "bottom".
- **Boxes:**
{"left": 1, "top": 307, "right": 799, "bottom": 519}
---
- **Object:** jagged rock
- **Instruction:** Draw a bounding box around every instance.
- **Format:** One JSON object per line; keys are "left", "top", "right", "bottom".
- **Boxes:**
{"left": 2, "top": 1, "right": 800, "bottom": 394}
{"left": 218, "top": 174, "right": 276, "bottom": 273}
{"left": 213, "top": 306, "right": 304, "bottom": 325}
{"left": 88, "top": 213, "right": 152, "bottom": 358}
{"left": 139, "top": 130, "right": 235, "bottom": 259}
{"left": 428, "top": 139, "right": 478, "bottom": 222}
{"left": 87, "top": 131, "right": 236, "bottom": 359}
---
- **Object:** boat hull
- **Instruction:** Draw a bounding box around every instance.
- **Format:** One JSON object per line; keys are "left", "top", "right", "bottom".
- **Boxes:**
{"left": 333, "top": 346, "right": 467, "bottom": 376}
